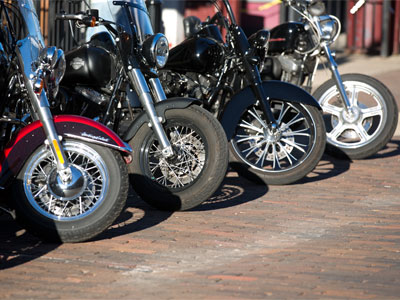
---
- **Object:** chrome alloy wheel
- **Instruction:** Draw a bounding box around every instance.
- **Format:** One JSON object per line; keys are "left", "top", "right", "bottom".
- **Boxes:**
{"left": 232, "top": 101, "right": 316, "bottom": 172}
{"left": 23, "top": 141, "right": 109, "bottom": 221}
{"left": 319, "top": 81, "right": 387, "bottom": 149}
{"left": 145, "top": 125, "right": 206, "bottom": 189}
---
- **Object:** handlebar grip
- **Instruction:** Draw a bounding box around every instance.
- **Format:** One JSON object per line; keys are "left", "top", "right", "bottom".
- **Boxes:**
{"left": 55, "top": 13, "right": 85, "bottom": 21}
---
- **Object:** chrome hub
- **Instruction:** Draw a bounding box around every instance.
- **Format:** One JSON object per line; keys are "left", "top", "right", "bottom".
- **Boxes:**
{"left": 47, "top": 166, "right": 88, "bottom": 201}
{"left": 341, "top": 106, "right": 361, "bottom": 124}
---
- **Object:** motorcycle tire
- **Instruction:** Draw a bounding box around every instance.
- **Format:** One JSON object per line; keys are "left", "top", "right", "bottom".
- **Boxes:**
{"left": 128, "top": 105, "right": 228, "bottom": 211}
{"left": 229, "top": 99, "right": 326, "bottom": 185}
{"left": 313, "top": 73, "right": 398, "bottom": 160}
{"left": 11, "top": 140, "right": 128, "bottom": 243}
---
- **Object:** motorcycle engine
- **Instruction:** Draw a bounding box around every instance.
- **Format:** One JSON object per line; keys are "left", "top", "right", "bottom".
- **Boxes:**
{"left": 277, "top": 54, "right": 304, "bottom": 85}
{"left": 262, "top": 53, "right": 316, "bottom": 87}
{"left": 159, "top": 70, "right": 215, "bottom": 100}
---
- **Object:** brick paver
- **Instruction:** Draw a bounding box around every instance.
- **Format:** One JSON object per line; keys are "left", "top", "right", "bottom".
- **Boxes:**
{"left": 1, "top": 136, "right": 399, "bottom": 299}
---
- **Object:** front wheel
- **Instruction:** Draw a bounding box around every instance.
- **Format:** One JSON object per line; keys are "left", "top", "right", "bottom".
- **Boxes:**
{"left": 229, "top": 100, "right": 326, "bottom": 185}
{"left": 128, "top": 105, "right": 228, "bottom": 211}
{"left": 12, "top": 140, "right": 129, "bottom": 243}
{"left": 313, "top": 73, "right": 398, "bottom": 159}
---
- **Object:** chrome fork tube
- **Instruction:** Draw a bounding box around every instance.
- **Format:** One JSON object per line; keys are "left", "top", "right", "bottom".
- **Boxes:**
{"left": 323, "top": 43, "right": 352, "bottom": 111}
{"left": 127, "top": 68, "right": 173, "bottom": 157}
{"left": 149, "top": 78, "right": 167, "bottom": 102}
{"left": 32, "top": 90, "right": 69, "bottom": 171}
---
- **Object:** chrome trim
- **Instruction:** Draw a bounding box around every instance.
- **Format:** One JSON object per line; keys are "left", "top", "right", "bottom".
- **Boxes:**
{"left": 63, "top": 133, "right": 133, "bottom": 154}
{"left": 127, "top": 68, "right": 173, "bottom": 157}
{"left": 323, "top": 44, "right": 352, "bottom": 110}
{"left": 149, "top": 78, "right": 167, "bottom": 102}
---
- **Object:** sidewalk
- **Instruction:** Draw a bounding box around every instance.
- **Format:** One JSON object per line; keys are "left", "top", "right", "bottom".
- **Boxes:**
{"left": 1, "top": 136, "right": 399, "bottom": 299}
{"left": 314, "top": 54, "right": 400, "bottom": 136}
{"left": 0, "top": 54, "right": 399, "bottom": 299}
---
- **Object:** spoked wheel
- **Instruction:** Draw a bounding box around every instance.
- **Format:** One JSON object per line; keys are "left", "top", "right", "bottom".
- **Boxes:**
{"left": 314, "top": 74, "right": 398, "bottom": 159}
{"left": 229, "top": 99, "right": 326, "bottom": 185}
{"left": 12, "top": 140, "right": 128, "bottom": 242}
{"left": 129, "top": 105, "right": 228, "bottom": 211}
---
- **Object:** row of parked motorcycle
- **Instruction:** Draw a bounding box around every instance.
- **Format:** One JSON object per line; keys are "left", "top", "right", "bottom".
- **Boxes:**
{"left": 0, "top": 0, "right": 397, "bottom": 243}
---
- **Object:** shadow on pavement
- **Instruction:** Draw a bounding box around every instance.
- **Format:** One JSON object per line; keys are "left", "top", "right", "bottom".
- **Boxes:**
{"left": 0, "top": 212, "right": 60, "bottom": 271}
{"left": 93, "top": 188, "right": 173, "bottom": 240}
{"left": 191, "top": 174, "right": 268, "bottom": 211}
{"left": 365, "top": 139, "right": 400, "bottom": 160}
{"left": 296, "top": 153, "right": 351, "bottom": 184}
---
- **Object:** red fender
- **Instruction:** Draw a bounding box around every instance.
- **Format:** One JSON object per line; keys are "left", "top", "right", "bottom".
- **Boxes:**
{"left": 0, "top": 115, "right": 131, "bottom": 188}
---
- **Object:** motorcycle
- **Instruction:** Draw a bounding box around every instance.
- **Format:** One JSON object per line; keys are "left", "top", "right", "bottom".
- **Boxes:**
{"left": 0, "top": 0, "right": 131, "bottom": 242}
{"left": 261, "top": 0, "right": 398, "bottom": 159}
{"left": 55, "top": 0, "right": 229, "bottom": 211}
{"left": 160, "top": 0, "right": 326, "bottom": 185}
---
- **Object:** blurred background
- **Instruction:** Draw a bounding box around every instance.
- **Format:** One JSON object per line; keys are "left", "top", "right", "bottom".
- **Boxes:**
{"left": 35, "top": 0, "right": 399, "bottom": 56}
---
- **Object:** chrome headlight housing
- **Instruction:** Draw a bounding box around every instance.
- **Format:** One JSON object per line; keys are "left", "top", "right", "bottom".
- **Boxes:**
{"left": 38, "top": 46, "right": 66, "bottom": 98}
{"left": 317, "top": 15, "right": 340, "bottom": 44}
{"left": 142, "top": 33, "right": 169, "bottom": 68}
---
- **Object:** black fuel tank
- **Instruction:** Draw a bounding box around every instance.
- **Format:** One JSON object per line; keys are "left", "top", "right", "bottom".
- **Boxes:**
{"left": 164, "top": 36, "right": 224, "bottom": 74}
{"left": 62, "top": 45, "right": 114, "bottom": 87}
{"left": 269, "top": 22, "right": 307, "bottom": 54}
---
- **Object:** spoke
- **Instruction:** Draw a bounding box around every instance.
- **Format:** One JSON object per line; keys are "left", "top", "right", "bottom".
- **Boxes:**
{"left": 361, "top": 106, "right": 383, "bottom": 119}
{"left": 327, "top": 122, "right": 346, "bottom": 140}
{"left": 282, "top": 128, "right": 311, "bottom": 138}
{"left": 248, "top": 108, "right": 268, "bottom": 129}
{"left": 282, "top": 113, "right": 305, "bottom": 130}
{"left": 149, "top": 161, "right": 162, "bottom": 173}
{"left": 180, "top": 148, "right": 204, "bottom": 166}
{"left": 277, "top": 102, "right": 291, "bottom": 125}
{"left": 349, "top": 85, "right": 359, "bottom": 107}
{"left": 272, "top": 144, "right": 281, "bottom": 170}
{"left": 353, "top": 123, "right": 370, "bottom": 143}
{"left": 255, "top": 142, "right": 270, "bottom": 166}
{"left": 79, "top": 196, "right": 83, "bottom": 214}
{"left": 277, "top": 141, "right": 295, "bottom": 165}
{"left": 48, "top": 195, "right": 54, "bottom": 212}
{"left": 164, "top": 163, "right": 185, "bottom": 187}
{"left": 280, "top": 138, "right": 307, "bottom": 153}
{"left": 242, "top": 140, "right": 264, "bottom": 159}
{"left": 236, "top": 134, "right": 263, "bottom": 144}
{"left": 239, "top": 120, "right": 264, "bottom": 134}
{"left": 322, "top": 103, "right": 342, "bottom": 117}
{"left": 33, "top": 185, "right": 47, "bottom": 198}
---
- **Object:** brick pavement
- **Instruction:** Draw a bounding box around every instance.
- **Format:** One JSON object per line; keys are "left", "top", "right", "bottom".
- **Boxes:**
{"left": 1, "top": 53, "right": 400, "bottom": 299}
{"left": 1, "top": 136, "right": 399, "bottom": 299}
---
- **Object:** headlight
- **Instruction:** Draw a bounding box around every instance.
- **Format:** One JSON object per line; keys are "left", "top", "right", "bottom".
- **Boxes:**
{"left": 142, "top": 33, "right": 169, "bottom": 68}
{"left": 248, "top": 29, "right": 270, "bottom": 71}
{"left": 53, "top": 49, "right": 66, "bottom": 85}
{"left": 318, "top": 15, "right": 340, "bottom": 44}
{"left": 38, "top": 46, "right": 66, "bottom": 98}
{"left": 249, "top": 29, "right": 270, "bottom": 52}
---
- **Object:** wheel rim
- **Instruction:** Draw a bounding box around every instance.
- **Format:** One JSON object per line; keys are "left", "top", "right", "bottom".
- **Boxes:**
{"left": 231, "top": 100, "right": 316, "bottom": 173}
{"left": 23, "top": 142, "right": 109, "bottom": 221}
{"left": 318, "top": 80, "right": 387, "bottom": 149}
{"left": 141, "top": 122, "right": 207, "bottom": 189}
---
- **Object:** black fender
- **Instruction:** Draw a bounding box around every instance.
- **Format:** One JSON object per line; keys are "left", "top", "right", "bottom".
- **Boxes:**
{"left": 0, "top": 115, "right": 131, "bottom": 188}
{"left": 220, "top": 80, "right": 322, "bottom": 139}
{"left": 122, "top": 97, "right": 201, "bottom": 142}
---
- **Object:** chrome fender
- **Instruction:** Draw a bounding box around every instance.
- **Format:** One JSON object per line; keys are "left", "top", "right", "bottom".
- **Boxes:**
{"left": 220, "top": 80, "right": 321, "bottom": 139}
{"left": 0, "top": 115, "right": 131, "bottom": 187}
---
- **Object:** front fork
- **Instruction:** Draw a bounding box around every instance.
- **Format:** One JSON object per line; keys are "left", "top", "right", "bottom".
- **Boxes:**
{"left": 323, "top": 43, "right": 352, "bottom": 112}
{"left": 246, "top": 62, "right": 279, "bottom": 130}
{"left": 30, "top": 87, "right": 71, "bottom": 181}
{"left": 127, "top": 68, "right": 173, "bottom": 158}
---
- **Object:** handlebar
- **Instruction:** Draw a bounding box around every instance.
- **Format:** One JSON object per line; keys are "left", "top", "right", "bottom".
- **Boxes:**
{"left": 56, "top": 10, "right": 99, "bottom": 27}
